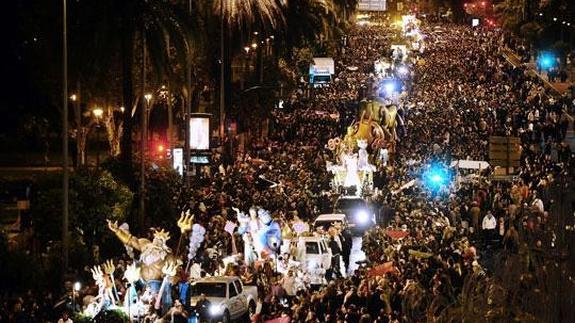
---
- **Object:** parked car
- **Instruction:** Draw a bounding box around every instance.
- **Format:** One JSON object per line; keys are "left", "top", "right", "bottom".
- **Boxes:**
{"left": 189, "top": 276, "right": 257, "bottom": 323}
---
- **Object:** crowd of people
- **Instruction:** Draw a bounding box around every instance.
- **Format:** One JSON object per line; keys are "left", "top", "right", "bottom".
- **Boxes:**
{"left": 2, "top": 14, "right": 574, "bottom": 323}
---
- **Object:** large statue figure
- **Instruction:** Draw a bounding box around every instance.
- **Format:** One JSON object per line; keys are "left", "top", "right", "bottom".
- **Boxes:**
{"left": 344, "top": 110, "right": 386, "bottom": 152}
{"left": 256, "top": 209, "right": 282, "bottom": 256}
{"left": 107, "top": 213, "right": 192, "bottom": 314}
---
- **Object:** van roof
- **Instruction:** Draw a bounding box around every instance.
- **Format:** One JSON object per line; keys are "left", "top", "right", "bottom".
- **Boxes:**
{"left": 298, "top": 235, "right": 328, "bottom": 242}
{"left": 314, "top": 213, "right": 347, "bottom": 222}
{"left": 192, "top": 276, "right": 237, "bottom": 284}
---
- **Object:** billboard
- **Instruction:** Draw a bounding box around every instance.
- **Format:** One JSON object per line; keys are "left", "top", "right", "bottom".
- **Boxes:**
{"left": 189, "top": 114, "right": 210, "bottom": 150}
{"left": 358, "top": 0, "right": 386, "bottom": 11}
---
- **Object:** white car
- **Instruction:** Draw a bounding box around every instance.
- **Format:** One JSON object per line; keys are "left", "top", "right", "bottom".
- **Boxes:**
{"left": 189, "top": 276, "right": 258, "bottom": 322}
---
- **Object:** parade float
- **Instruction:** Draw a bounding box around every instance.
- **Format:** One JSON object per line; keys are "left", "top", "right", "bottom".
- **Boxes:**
{"left": 326, "top": 106, "right": 396, "bottom": 196}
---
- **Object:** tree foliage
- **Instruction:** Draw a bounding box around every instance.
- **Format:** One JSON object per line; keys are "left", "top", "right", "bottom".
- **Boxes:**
{"left": 31, "top": 170, "right": 132, "bottom": 250}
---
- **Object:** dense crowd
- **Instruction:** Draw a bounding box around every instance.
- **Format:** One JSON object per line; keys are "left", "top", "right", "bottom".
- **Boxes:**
{"left": 2, "top": 16, "right": 574, "bottom": 323}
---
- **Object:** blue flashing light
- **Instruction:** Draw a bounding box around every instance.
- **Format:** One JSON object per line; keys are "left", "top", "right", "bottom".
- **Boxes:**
{"left": 422, "top": 164, "right": 450, "bottom": 191}
{"left": 431, "top": 174, "right": 443, "bottom": 183}
{"left": 538, "top": 53, "right": 555, "bottom": 70}
{"left": 379, "top": 79, "right": 400, "bottom": 98}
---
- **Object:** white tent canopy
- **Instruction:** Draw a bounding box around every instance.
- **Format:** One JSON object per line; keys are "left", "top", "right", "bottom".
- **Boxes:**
{"left": 311, "top": 57, "right": 335, "bottom": 75}
{"left": 450, "top": 160, "right": 490, "bottom": 170}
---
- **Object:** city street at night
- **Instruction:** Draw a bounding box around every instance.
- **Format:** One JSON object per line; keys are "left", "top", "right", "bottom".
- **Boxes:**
{"left": 1, "top": 1, "right": 575, "bottom": 322}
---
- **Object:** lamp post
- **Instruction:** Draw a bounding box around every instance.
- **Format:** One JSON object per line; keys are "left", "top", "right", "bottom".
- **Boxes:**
{"left": 139, "top": 93, "right": 152, "bottom": 229}
{"left": 69, "top": 94, "right": 81, "bottom": 167}
{"left": 62, "top": 0, "right": 69, "bottom": 277}
{"left": 241, "top": 46, "right": 250, "bottom": 90}
{"left": 92, "top": 107, "right": 103, "bottom": 169}
{"left": 72, "top": 281, "right": 81, "bottom": 312}
{"left": 184, "top": 0, "right": 193, "bottom": 188}
{"left": 219, "top": 0, "right": 225, "bottom": 141}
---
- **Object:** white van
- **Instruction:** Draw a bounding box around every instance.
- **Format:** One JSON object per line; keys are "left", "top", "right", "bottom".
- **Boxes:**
{"left": 313, "top": 213, "right": 348, "bottom": 231}
{"left": 293, "top": 236, "right": 332, "bottom": 286}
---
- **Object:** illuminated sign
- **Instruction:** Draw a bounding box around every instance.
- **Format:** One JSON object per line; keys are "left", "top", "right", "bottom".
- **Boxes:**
{"left": 189, "top": 114, "right": 210, "bottom": 150}
{"left": 358, "top": 0, "right": 387, "bottom": 11}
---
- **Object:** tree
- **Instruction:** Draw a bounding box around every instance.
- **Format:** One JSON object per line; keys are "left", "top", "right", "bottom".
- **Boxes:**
{"left": 143, "top": 166, "right": 190, "bottom": 233}
{"left": 281, "top": 0, "right": 340, "bottom": 51}
{"left": 494, "top": 0, "right": 525, "bottom": 32}
{"left": 68, "top": 0, "right": 196, "bottom": 174}
{"left": 31, "top": 170, "right": 133, "bottom": 256}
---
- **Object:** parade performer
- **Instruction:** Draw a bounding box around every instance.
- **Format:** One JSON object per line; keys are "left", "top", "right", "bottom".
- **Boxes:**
{"left": 343, "top": 147, "right": 360, "bottom": 191}
{"left": 234, "top": 207, "right": 259, "bottom": 266}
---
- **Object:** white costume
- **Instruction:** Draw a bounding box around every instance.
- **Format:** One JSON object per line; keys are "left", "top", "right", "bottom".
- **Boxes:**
{"left": 343, "top": 153, "right": 360, "bottom": 189}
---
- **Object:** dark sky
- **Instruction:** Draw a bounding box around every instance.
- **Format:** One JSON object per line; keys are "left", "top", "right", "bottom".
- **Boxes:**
{"left": 0, "top": 1, "right": 61, "bottom": 139}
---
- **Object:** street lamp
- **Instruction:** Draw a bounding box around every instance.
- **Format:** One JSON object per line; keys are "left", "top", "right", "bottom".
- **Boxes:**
{"left": 251, "top": 42, "right": 258, "bottom": 49}
{"left": 92, "top": 107, "right": 103, "bottom": 119}
{"left": 92, "top": 107, "right": 103, "bottom": 169}
{"left": 70, "top": 94, "right": 77, "bottom": 101}
{"left": 72, "top": 281, "right": 81, "bottom": 312}
{"left": 120, "top": 106, "right": 125, "bottom": 113}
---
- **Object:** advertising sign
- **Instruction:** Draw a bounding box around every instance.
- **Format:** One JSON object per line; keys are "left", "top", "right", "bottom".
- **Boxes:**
{"left": 189, "top": 114, "right": 210, "bottom": 150}
{"left": 358, "top": 0, "right": 387, "bottom": 11}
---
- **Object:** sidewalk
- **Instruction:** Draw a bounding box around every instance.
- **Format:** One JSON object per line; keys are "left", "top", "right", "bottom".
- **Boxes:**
{"left": 502, "top": 48, "right": 575, "bottom": 151}
{"left": 501, "top": 48, "right": 574, "bottom": 97}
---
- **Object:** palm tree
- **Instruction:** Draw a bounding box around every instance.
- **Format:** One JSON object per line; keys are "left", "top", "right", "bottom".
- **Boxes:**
{"left": 332, "top": 0, "right": 359, "bottom": 21}
{"left": 194, "top": 0, "right": 284, "bottom": 138}
{"left": 68, "top": 0, "right": 195, "bottom": 174}
{"left": 281, "top": 0, "right": 339, "bottom": 52}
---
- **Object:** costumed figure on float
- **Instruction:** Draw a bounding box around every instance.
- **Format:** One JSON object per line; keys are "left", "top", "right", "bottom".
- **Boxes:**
{"left": 234, "top": 207, "right": 259, "bottom": 266}
{"left": 326, "top": 110, "right": 386, "bottom": 195}
{"left": 106, "top": 212, "right": 193, "bottom": 315}
{"left": 83, "top": 261, "right": 117, "bottom": 317}
{"left": 234, "top": 207, "right": 282, "bottom": 263}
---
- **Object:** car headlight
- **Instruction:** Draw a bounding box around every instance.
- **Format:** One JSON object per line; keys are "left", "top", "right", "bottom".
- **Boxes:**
{"left": 356, "top": 210, "right": 369, "bottom": 224}
{"left": 209, "top": 304, "right": 223, "bottom": 316}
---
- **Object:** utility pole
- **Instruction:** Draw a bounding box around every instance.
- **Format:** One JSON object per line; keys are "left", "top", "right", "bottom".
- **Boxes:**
{"left": 61, "top": 0, "right": 69, "bottom": 276}
{"left": 184, "top": 0, "right": 192, "bottom": 188}
{"left": 139, "top": 30, "right": 146, "bottom": 230}
{"left": 219, "top": 0, "right": 225, "bottom": 140}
